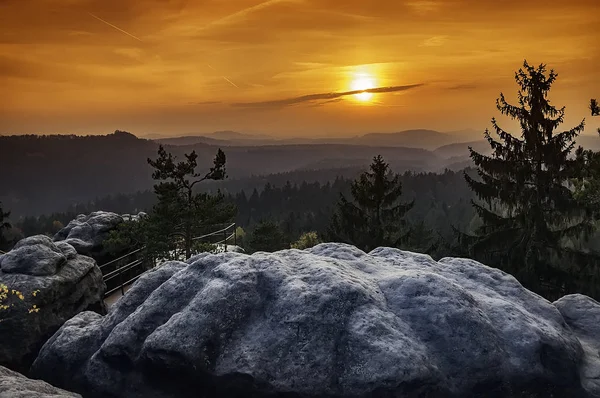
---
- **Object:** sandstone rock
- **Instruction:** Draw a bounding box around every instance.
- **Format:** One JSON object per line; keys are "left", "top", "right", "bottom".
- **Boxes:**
{"left": 53, "top": 211, "right": 124, "bottom": 259}
{"left": 31, "top": 244, "right": 592, "bottom": 397}
{"left": 13, "top": 235, "right": 60, "bottom": 251}
{"left": 1, "top": 243, "right": 65, "bottom": 276}
{"left": 54, "top": 211, "right": 147, "bottom": 264}
{"left": 0, "top": 365, "right": 80, "bottom": 397}
{"left": 55, "top": 241, "right": 78, "bottom": 260}
{"left": 554, "top": 294, "right": 600, "bottom": 398}
{"left": 0, "top": 236, "right": 106, "bottom": 373}
{"left": 2, "top": 236, "right": 66, "bottom": 276}
{"left": 62, "top": 238, "right": 94, "bottom": 255}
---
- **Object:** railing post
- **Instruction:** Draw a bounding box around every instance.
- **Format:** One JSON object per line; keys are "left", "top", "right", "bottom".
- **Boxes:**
{"left": 224, "top": 227, "right": 228, "bottom": 252}
{"left": 234, "top": 224, "right": 237, "bottom": 246}
{"left": 119, "top": 262, "right": 125, "bottom": 296}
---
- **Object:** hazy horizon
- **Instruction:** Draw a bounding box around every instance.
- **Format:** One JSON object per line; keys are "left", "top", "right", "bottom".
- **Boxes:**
{"left": 3, "top": 126, "right": 600, "bottom": 142}
{"left": 0, "top": 127, "right": 483, "bottom": 139}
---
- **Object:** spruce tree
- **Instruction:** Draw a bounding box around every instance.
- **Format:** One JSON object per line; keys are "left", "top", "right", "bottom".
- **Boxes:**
{"left": 459, "top": 61, "right": 598, "bottom": 299}
{"left": 327, "top": 155, "right": 413, "bottom": 252}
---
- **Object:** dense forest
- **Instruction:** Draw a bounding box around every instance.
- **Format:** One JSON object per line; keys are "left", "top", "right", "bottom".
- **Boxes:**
{"left": 7, "top": 169, "right": 477, "bottom": 251}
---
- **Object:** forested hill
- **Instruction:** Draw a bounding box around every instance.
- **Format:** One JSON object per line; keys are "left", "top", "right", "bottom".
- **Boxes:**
{"left": 0, "top": 132, "right": 158, "bottom": 217}
{"left": 0, "top": 131, "right": 471, "bottom": 217}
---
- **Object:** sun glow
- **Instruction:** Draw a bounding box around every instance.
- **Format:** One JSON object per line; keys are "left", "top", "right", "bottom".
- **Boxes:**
{"left": 350, "top": 74, "right": 376, "bottom": 102}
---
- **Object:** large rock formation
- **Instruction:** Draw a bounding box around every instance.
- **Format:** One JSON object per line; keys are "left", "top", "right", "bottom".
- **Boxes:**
{"left": 30, "top": 244, "right": 598, "bottom": 397}
{"left": 0, "top": 365, "right": 81, "bottom": 397}
{"left": 555, "top": 294, "right": 600, "bottom": 398}
{"left": 53, "top": 211, "right": 145, "bottom": 263}
{"left": 0, "top": 235, "right": 106, "bottom": 373}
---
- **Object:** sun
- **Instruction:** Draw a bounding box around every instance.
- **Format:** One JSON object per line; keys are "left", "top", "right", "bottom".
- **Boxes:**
{"left": 350, "top": 74, "right": 376, "bottom": 102}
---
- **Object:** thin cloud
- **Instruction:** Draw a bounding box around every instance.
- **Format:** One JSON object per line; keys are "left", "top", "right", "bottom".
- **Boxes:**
{"left": 307, "top": 98, "right": 345, "bottom": 108}
{"left": 406, "top": 1, "right": 440, "bottom": 14}
{"left": 421, "top": 35, "right": 448, "bottom": 47}
{"left": 202, "top": 0, "right": 298, "bottom": 30}
{"left": 232, "top": 84, "right": 424, "bottom": 108}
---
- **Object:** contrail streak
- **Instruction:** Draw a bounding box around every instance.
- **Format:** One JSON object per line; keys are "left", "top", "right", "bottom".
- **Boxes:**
{"left": 222, "top": 76, "right": 239, "bottom": 88}
{"left": 88, "top": 12, "right": 143, "bottom": 42}
{"left": 208, "top": 64, "right": 239, "bottom": 88}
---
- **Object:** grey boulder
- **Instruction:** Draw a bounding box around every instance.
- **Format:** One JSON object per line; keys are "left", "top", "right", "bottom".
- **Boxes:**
{"left": 31, "top": 244, "right": 592, "bottom": 397}
{"left": 554, "top": 294, "right": 600, "bottom": 397}
{"left": 53, "top": 211, "right": 125, "bottom": 259}
{"left": 53, "top": 211, "right": 147, "bottom": 263}
{"left": 1, "top": 236, "right": 65, "bottom": 276}
{"left": 0, "top": 365, "right": 80, "bottom": 397}
{"left": 0, "top": 236, "right": 106, "bottom": 373}
{"left": 54, "top": 241, "right": 78, "bottom": 260}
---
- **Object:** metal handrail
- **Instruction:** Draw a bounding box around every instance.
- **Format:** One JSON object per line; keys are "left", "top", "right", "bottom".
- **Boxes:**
{"left": 101, "top": 222, "right": 237, "bottom": 300}
{"left": 100, "top": 247, "right": 144, "bottom": 269}
{"left": 192, "top": 223, "right": 236, "bottom": 242}
{"left": 101, "top": 222, "right": 236, "bottom": 270}
{"left": 105, "top": 272, "right": 145, "bottom": 296}
{"left": 103, "top": 259, "right": 144, "bottom": 281}
{"left": 213, "top": 232, "right": 236, "bottom": 246}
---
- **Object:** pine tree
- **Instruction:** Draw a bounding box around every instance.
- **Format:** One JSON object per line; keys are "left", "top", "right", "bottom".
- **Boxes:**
{"left": 591, "top": 98, "right": 599, "bottom": 120}
{"left": 459, "top": 61, "right": 598, "bottom": 299}
{"left": 147, "top": 145, "right": 236, "bottom": 259}
{"left": 327, "top": 155, "right": 414, "bottom": 252}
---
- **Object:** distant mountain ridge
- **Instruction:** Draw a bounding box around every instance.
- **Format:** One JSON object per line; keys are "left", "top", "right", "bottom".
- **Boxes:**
{"left": 208, "top": 130, "right": 273, "bottom": 140}
{"left": 351, "top": 129, "right": 455, "bottom": 149}
{"left": 154, "top": 135, "right": 230, "bottom": 146}
{"left": 155, "top": 129, "right": 481, "bottom": 150}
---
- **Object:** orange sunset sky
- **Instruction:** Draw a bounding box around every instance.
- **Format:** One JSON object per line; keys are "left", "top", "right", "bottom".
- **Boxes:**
{"left": 1, "top": 0, "right": 599, "bottom": 137}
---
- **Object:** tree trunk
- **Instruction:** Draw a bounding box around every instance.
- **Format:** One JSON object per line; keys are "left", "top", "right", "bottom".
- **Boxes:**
{"left": 185, "top": 187, "right": 193, "bottom": 259}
